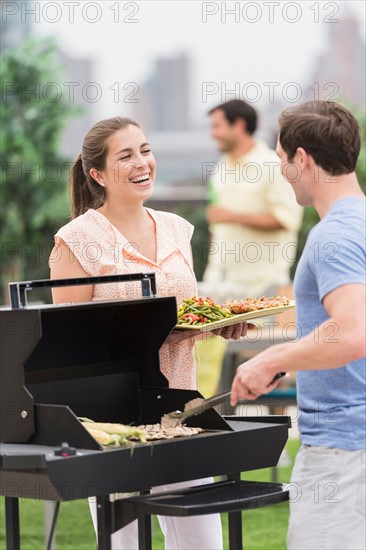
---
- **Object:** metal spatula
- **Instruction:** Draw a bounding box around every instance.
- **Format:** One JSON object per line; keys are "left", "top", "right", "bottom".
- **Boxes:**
{"left": 161, "top": 372, "right": 287, "bottom": 428}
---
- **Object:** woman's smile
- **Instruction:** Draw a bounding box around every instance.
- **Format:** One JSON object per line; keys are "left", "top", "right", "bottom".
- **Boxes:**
{"left": 129, "top": 172, "right": 152, "bottom": 187}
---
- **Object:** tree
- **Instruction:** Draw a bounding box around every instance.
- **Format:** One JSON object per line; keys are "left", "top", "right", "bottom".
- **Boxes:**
{"left": 0, "top": 38, "right": 78, "bottom": 303}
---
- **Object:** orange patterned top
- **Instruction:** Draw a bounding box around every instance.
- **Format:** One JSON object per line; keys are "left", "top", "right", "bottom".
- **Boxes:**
{"left": 50, "top": 208, "right": 198, "bottom": 389}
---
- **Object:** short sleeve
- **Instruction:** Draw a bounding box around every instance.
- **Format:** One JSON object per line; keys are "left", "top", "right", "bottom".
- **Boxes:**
{"left": 156, "top": 211, "right": 195, "bottom": 262}
{"left": 176, "top": 216, "right": 194, "bottom": 265}
{"left": 49, "top": 222, "right": 99, "bottom": 277}
{"left": 178, "top": 218, "right": 197, "bottom": 291}
{"left": 265, "top": 162, "right": 303, "bottom": 232}
{"left": 169, "top": 212, "right": 194, "bottom": 243}
{"left": 311, "top": 221, "right": 366, "bottom": 302}
{"left": 182, "top": 218, "right": 194, "bottom": 246}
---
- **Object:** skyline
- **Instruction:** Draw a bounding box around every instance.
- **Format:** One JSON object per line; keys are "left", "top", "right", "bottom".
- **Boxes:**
{"left": 25, "top": 0, "right": 366, "bottom": 125}
{"left": 3, "top": 1, "right": 364, "bottom": 171}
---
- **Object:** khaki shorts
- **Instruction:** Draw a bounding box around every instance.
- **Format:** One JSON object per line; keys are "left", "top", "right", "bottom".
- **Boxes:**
{"left": 287, "top": 444, "right": 366, "bottom": 550}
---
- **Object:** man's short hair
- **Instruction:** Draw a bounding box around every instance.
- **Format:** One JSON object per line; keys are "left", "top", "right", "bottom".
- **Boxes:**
{"left": 209, "top": 99, "right": 258, "bottom": 135}
{"left": 279, "top": 101, "right": 361, "bottom": 176}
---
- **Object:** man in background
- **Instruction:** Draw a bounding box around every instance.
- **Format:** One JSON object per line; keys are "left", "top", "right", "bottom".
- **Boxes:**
{"left": 202, "top": 99, "right": 303, "bottom": 301}
{"left": 231, "top": 101, "right": 366, "bottom": 549}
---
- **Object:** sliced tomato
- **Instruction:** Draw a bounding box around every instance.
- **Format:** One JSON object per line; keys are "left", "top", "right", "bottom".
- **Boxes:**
{"left": 185, "top": 313, "right": 200, "bottom": 323}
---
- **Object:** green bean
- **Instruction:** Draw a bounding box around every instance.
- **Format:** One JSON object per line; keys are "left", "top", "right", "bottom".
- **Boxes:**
{"left": 210, "top": 304, "right": 228, "bottom": 315}
{"left": 186, "top": 305, "right": 218, "bottom": 321}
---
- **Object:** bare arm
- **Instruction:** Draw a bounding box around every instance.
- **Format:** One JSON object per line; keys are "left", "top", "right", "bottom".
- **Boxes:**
{"left": 49, "top": 239, "right": 93, "bottom": 304}
{"left": 231, "top": 283, "right": 366, "bottom": 404}
{"left": 206, "top": 206, "right": 284, "bottom": 230}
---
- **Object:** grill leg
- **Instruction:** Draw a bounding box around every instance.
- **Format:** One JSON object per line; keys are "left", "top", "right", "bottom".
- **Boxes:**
{"left": 227, "top": 474, "right": 243, "bottom": 550}
{"left": 5, "top": 497, "right": 20, "bottom": 550}
{"left": 268, "top": 404, "right": 279, "bottom": 483}
{"left": 228, "top": 510, "right": 243, "bottom": 550}
{"left": 96, "top": 496, "right": 112, "bottom": 550}
{"left": 138, "top": 516, "right": 152, "bottom": 550}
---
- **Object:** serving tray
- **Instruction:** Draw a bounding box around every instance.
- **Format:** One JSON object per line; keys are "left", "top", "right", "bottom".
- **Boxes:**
{"left": 175, "top": 302, "right": 295, "bottom": 331}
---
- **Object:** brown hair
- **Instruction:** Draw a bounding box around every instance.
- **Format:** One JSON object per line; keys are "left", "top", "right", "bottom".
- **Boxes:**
{"left": 70, "top": 117, "right": 141, "bottom": 218}
{"left": 278, "top": 101, "right": 361, "bottom": 176}
{"left": 209, "top": 99, "right": 258, "bottom": 135}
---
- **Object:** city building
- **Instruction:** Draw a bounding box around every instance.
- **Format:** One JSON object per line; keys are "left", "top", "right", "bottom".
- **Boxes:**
{"left": 0, "top": 0, "right": 32, "bottom": 53}
{"left": 57, "top": 51, "right": 95, "bottom": 158}
{"left": 133, "top": 53, "right": 190, "bottom": 131}
{"left": 308, "top": 12, "right": 365, "bottom": 106}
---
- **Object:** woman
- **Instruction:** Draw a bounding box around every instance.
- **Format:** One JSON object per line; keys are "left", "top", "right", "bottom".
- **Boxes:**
{"left": 49, "top": 117, "right": 247, "bottom": 549}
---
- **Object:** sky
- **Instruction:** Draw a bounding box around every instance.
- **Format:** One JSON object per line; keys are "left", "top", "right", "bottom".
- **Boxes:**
{"left": 27, "top": 0, "right": 366, "bottom": 124}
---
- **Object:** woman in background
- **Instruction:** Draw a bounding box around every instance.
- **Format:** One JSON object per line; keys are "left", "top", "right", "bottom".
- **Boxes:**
{"left": 49, "top": 116, "right": 247, "bottom": 549}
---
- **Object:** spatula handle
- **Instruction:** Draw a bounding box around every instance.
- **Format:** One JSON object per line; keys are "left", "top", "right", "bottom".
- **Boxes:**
{"left": 200, "top": 391, "right": 232, "bottom": 409}
{"left": 179, "top": 372, "right": 287, "bottom": 422}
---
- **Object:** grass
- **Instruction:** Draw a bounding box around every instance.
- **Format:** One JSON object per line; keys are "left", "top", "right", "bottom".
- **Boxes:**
{"left": 0, "top": 335, "right": 300, "bottom": 549}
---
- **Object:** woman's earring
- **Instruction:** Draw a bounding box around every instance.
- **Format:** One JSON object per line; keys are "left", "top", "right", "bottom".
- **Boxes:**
{"left": 100, "top": 182, "right": 105, "bottom": 187}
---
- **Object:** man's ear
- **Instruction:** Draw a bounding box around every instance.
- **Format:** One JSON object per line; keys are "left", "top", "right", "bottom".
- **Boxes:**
{"left": 233, "top": 117, "right": 247, "bottom": 135}
{"left": 295, "top": 147, "right": 310, "bottom": 169}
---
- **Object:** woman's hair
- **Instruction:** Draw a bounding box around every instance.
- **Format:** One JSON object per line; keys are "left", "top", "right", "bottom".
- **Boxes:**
{"left": 278, "top": 101, "right": 361, "bottom": 176}
{"left": 70, "top": 116, "right": 141, "bottom": 218}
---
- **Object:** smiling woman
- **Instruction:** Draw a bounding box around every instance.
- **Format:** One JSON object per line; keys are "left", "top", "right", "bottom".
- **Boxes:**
{"left": 67, "top": 117, "right": 153, "bottom": 218}
{"left": 48, "top": 116, "right": 248, "bottom": 550}
{"left": 89, "top": 127, "right": 156, "bottom": 205}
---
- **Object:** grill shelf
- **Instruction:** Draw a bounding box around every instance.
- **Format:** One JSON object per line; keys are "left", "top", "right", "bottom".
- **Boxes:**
{"left": 114, "top": 479, "right": 289, "bottom": 526}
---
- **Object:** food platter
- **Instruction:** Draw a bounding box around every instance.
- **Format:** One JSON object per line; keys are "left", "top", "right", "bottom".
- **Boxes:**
{"left": 174, "top": 301, "right": 295, "bottom": 331}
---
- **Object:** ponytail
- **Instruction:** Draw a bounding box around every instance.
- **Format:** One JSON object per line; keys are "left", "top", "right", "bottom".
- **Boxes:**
{"left": 69, "top": 154, "right": 105, "bottom": 219}
{"left": 69, "top": 117, "right": 140, "bottom": 219}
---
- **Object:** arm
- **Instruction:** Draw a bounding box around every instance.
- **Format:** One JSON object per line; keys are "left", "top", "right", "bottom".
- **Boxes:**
{"left": 231, "top": 283, "right": 366, "bottom": 404}
{"left": 49, "top": 239, "right": 93, "bottom": 304}
{"left": 206, "top": 206, "right": 284, "bottom": 230}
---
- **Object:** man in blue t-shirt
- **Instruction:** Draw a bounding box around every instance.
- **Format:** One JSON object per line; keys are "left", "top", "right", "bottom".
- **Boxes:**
{"left": 231, "top": 100, "right": 365, "bottom": 549}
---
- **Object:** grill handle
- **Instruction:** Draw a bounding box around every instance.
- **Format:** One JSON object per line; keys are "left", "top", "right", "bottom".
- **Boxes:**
{"left": 9, "top": 273, "right": 157, "bottom": 309}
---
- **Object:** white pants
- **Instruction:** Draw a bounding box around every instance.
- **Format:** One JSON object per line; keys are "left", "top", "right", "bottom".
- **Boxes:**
{"left": 89, "top": 477, "right": 223, "bottom": 550}
{"left": 287, "top": 445, "right": 366, "bottom": 550}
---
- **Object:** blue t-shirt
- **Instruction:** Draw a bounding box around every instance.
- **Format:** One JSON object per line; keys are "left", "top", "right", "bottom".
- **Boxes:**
{"left": 294, "top": 197, "right": 366, "bottom": 450}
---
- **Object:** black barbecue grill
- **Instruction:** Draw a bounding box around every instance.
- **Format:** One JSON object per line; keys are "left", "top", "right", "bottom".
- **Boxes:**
{"left": 0, "top": 274, "right": 291, "bottom": 550}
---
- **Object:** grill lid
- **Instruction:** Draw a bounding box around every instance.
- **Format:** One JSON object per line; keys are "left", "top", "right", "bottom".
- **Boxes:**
{"left": 1, "top": 274, "right": 233, "bottom": 450}
{"left": 1, "top": 275, "right": 177, "bottom": 444}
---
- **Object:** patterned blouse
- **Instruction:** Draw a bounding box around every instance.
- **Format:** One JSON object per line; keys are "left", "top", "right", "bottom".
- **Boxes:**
{"left": 50, "top": 208, "right": 198, "bottom": 389}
